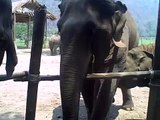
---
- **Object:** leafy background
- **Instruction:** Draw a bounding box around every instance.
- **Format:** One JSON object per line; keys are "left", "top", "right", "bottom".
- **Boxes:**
{"left": 38, "top": 0, "right": 159, "bottom": 37}
{"left": 12, "top": 0, "right": 159, "bottom": 47}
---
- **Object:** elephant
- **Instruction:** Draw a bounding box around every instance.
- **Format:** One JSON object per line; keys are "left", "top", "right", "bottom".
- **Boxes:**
{"left": 49, "top": 34, "right": 60, "bottom": 55}
{"left": 0, "top": 0, "right": 17, "bottom": 77}
{"left": 57, "top": 0, "right": 139, "bottom": 119}
{"left": 120, "top": 43, "right": 155, "bottom": 88}
{"left": 117, "top": 43, "right": 154, "bottom": 111}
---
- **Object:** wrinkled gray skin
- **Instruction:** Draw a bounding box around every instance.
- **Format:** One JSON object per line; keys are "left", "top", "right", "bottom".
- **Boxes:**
{"left": 0, "top": 0, "right": 17, "bottom": 77}
{"left": 120, "top": 44, "right": 155, "bottom": 88}
{"left": 118, "top": 44, "right": 154, "bottom": 111}
{"left": 57, "top": 0, "right": 138, "bottom": 119}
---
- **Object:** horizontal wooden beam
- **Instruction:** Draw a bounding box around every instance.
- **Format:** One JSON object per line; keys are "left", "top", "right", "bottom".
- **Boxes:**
{"left": 0, "top": 71, "right": 28, "bottom": 81}
{"left": 0, "top": 70, "right": 160, "bottom": 82}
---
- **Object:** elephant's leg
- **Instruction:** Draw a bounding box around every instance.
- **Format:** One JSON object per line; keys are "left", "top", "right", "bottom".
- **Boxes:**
{"left": 53, "top": 44, "right": 59, "bottom": 55}
{"left": 51, "top": 43, "right": 55, "bottom": 55}
{"left": 0, "top": 50, "right": 5, "bottom": 65}
{"left": 49, "top": 41, "right": 54, "bottom": 55}
{"left": 82, "top": 59, "right": 95, "bottom": 119}
{"left": 91, "top": 79, "right": 117, "bottom": 120}
{"left": 121, "top": 87, "right": 134, "bottom": 111}
{"left": 82, "top": 79, "right": 95, "bottom": 119}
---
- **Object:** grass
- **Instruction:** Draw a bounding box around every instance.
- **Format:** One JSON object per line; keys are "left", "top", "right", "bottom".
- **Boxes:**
{"left": 16, "top": 39, "right": 50, "bottom": 49}
{"left": 139, "top": 37, "right": 155, "bottom": 45}
{"left": 15, "top": 39, "right": 27, "bottom": 49}
{"left": 15, "top": 37, "right": 155, "bottom": 49}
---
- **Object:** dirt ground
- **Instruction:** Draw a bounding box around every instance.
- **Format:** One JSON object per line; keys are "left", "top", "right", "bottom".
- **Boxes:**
{"left": 0, "top": 49, "right": 149, "bottom": 120}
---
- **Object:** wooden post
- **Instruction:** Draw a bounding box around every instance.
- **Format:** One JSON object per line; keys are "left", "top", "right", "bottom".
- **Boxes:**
{"left": 13, "top": 13, "right": 17, "bottom": 49}
{"left": 44, "top": 19, "right": 47, "bottom": 48}
{"left": 27, "top": 17, "right": 31, "bottom": 48}
{"left": 25, "top": 6, "right": 46, "bottom": 120}
{"left": 27, "top": 18, "right": 29, "bottom": 48}
{"left": 147, "top": 1, "right": 160, "bottom": 120}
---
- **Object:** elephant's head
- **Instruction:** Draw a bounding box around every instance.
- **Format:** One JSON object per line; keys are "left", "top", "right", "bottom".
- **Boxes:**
{"left": 0, "top": 0, "right": 17, "bottom": 77}
{"left": 125, "top": 44, "right": 154, "bottom": 72}
{"left": 121, "top": 44, "right": 154, "bottom": 88}
{"left": 57, "top": 0, "right": 128, "bottom": 119}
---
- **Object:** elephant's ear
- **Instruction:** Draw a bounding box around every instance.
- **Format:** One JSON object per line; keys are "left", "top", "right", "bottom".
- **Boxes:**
{"left": 115, "top": 1, "right": 127, "bottom": 13}
{"left": 143, "top": 51, "right": 154, "bottom": 60}
{"left": 141, "top": 44, "right": 155, "bottom": 59}
{"left": 112, "top": 15, "right": 127, "bottom": 48}
{"left": 112, "top": 1, "right": 128, "bottom": 48}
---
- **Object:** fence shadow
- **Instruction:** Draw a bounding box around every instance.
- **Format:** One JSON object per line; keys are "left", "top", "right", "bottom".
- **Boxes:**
{"left": 0, "top": 112, "right": 24, "bottom": 120}
{"left": 52, "top": 99, "right": 121, "bottom": 120}
{"left": 108, "top": 104, "right": 121, "bottom": 120}
{"left": 52, "top": 99, "right": 87, "bottom": 120}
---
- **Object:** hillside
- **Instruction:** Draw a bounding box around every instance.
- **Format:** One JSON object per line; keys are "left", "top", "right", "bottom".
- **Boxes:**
{"left": 39, "top": 0, "right": 158, "bottom": 37}
{"left": 121, "top": 0, "right": 158, "bottom": 37}
{"left": 12, "top": 0, "right": 159, "bottom": 37}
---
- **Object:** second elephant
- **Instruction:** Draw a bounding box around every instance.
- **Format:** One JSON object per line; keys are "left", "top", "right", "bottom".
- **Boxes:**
{"left": 49, "top": 34, "right": 60, "bottom": 55}
{"left": 118, "top": 43, "right": 155, "bottom": 110}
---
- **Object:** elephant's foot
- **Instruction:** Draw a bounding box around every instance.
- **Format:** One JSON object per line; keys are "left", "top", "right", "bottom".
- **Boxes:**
{"left": 122, "top": 100, "right": 134, "bottom": 111}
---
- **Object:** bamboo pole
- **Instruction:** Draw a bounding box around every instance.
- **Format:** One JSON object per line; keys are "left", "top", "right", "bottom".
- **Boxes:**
{"left": 6, "top": 70, "right": 159, "bottom": 82}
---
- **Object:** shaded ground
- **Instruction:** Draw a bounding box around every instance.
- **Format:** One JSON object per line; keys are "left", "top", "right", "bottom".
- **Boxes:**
{"left": 0, "top": 49, "right": 149, "bottom": 120}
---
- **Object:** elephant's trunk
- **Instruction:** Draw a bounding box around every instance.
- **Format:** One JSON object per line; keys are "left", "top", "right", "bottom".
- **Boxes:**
{"left": 60, "top": 47, "right": 91, "bottom": 119}
{"left": 60, "top": 19, "right": 92, "bottom": 120}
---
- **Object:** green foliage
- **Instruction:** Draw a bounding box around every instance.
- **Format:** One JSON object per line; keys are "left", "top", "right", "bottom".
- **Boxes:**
{"left": 16, "top": 39, "right": 27, "bottom": 48}
{"left": 16, "top": 23, "right": 28, "bottom": 40}
{"left": 15, "top": 22, "right": 33, "bottom": 48}
{"left": 139, "top": 37, "right": 155, "bottom": 45}
{"left": 43, "top": 40, "right": 49, "bottom": 48}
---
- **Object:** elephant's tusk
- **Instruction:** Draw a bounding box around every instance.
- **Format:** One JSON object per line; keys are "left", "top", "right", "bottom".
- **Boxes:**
{"left": 113, "top": 39, "right": 126, "bottom": 48}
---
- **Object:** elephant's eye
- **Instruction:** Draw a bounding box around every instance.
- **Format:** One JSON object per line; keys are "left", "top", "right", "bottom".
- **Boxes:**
{"left": 138, "top": 55, "right": 145, "bottom": 63}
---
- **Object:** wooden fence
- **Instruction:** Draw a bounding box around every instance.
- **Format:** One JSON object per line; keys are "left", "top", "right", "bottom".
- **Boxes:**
{"left": 1, "top": 2, "right": 160, "bottom": 120}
